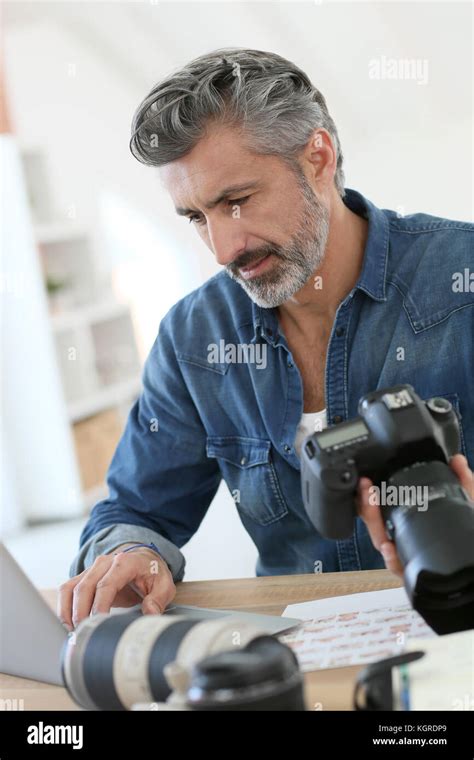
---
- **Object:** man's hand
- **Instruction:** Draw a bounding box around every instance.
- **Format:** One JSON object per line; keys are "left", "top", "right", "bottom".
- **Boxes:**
{"left": 357, "top": 454, "right": 474, "bottom": 578}
{"left": 57, "top": 545, "right": 177, "bottom": 630}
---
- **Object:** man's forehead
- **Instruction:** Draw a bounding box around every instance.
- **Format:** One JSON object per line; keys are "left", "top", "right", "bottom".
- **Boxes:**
{"left": 159, "top": 124, "right": 265, "bottom": 202}
{"left": 161, "top": 159, "right": 247, "bottom": 196}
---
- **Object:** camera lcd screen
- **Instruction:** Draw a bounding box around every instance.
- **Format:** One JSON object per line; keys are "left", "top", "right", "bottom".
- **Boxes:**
{"left": 317, "top": 420, "right": 369, "bottom": 449}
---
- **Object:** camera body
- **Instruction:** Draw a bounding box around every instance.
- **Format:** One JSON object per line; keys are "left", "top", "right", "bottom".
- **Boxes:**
{"left": 301, "top": 385, "right": 474, "bottom": 633}
{"left": 301, "top": 385, "right": 460, "bottom": 539}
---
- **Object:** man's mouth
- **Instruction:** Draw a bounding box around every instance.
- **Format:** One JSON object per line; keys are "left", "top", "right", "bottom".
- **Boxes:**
{"left": 239, "top": 254, "right": 273, "bottom": 280}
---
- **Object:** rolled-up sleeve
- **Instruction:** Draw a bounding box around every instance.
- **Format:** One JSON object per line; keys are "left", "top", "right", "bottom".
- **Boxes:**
{"left": 69, "top": 306, "right": 221, "bottom": 582}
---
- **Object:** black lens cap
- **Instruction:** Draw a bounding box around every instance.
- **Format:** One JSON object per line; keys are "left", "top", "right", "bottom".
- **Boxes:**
{"left": 190, "top": 636, "right": 297, "bottom": 692}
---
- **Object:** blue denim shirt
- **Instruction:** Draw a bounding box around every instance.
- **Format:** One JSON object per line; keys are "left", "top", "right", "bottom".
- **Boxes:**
{"left": 71, "top": 189, "right": 473, "bottom": 582}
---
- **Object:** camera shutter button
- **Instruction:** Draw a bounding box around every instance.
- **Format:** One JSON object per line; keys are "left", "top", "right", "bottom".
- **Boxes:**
{"left": 427, "top": 397, "right": 452, "bottom": 414}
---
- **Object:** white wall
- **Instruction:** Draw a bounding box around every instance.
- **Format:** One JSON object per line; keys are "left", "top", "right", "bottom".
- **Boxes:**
{"left": 3, "top": 1, "right": 472, "bottom": 579}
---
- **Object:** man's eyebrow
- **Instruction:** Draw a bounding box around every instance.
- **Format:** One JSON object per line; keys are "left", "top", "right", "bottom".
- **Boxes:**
{"left": 175, "top": 181, "right": 260, "bottom": 216}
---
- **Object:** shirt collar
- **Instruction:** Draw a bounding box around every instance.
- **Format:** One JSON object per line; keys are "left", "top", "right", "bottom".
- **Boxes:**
{"left": 251, "top": 187, "right": 389, "bottom": 343}
{"left": 343, "top": 188, "right": 389, "bottom": 303}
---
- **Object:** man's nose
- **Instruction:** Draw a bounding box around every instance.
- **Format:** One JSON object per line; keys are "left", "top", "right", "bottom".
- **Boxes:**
{"left": 207, "top": 216, "right": 248, "bottom": 267}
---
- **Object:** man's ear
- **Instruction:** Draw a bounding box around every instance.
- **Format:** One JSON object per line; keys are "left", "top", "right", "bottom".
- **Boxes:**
{"left": 301, "top": 128, "right": 337, "bottom": 191}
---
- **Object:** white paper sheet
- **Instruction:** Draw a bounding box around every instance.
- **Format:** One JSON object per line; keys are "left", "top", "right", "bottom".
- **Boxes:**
{"left": 279, "top": 587, "right": 436, "bottom": 671}
{"left": 396, "top": 630, "right": 474, "bottom": 710}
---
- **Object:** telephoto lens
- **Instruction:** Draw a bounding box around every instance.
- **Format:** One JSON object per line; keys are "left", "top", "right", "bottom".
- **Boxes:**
{"left": 385, "top": 461, "right": 474, "bottom": 633}
{"left": 185, "top": 635, "right": 305, "bottom": 710}
{"left": 61, "top": 611, "right": 284, "bottom": 711}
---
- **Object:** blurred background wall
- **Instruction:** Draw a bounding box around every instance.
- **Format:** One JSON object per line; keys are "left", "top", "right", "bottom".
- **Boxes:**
{"left": 1, "top": 0, "right": 472, "bottom": 585}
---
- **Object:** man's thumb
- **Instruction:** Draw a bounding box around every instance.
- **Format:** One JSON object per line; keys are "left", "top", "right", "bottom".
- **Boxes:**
{"left": 141, "top": 594, "right": 164, "bottom": 615}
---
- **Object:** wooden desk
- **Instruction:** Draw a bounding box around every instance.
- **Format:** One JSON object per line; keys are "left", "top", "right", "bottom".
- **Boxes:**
{"left": 0, "top": 569, "right": 401, "bottom": 711}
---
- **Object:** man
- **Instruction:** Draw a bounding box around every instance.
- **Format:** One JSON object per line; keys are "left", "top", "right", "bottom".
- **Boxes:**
{"left": 59, "top": 48, "right": 473, "bottom": 630}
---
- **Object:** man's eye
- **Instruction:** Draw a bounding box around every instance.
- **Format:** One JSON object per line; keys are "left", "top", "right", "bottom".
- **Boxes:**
{"left": 228, "top": 196, "right": 250, "bottom": 207}
{"left": 187, "top": 196, "right": 250, "bottom": 225}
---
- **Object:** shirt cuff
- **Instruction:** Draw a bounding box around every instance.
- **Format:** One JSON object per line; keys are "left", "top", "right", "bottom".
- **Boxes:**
{"left": 69, "top": 524, "right": 186, "bottom": 583}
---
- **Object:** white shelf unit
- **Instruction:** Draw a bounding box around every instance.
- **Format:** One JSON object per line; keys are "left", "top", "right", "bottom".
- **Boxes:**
{"left": 20, "top": 146, "right": 143, "bottom": 510}
{"left": 35, "top": 221, "right": 87, "bottom": 246}
{"left": 52, "top": 300, "right": 142, "bottom": 422}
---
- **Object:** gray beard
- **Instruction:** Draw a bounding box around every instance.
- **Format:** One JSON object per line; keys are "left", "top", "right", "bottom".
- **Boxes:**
{"left": 225, "top": 177, "right": 330, "bottom": 308}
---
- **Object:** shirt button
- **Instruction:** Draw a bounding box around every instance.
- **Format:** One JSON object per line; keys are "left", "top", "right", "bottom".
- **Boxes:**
{"left": 287, "top": 361, "right": 293, "bottom": 369}
{"left": 284, "top": 444, "right": 292, "bottom": 453}
{"left": 240, "top": 456, "right": 247, "bottom": 465}
{"left": 335, "top": 327, "right": 345, "bottom": 337}
{"left": 332, "top": 415, "right": 343, "bottom": 424}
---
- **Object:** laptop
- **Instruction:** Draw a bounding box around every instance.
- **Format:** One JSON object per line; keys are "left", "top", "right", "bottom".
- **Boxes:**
{"left": 0, "top": 542, "right": 300, "bottom": 686}
{"left": 0, "top": 541, "right": 68, "bottom": 685}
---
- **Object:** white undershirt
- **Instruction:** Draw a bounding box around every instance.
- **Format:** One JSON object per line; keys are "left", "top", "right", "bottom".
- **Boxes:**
{"left": 294, "top": 409, "right": 328, "bottom": 458}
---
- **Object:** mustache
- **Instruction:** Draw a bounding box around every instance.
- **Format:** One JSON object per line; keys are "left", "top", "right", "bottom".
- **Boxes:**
{"left": 227, "top": 245, "right": 281, "bottom": 274}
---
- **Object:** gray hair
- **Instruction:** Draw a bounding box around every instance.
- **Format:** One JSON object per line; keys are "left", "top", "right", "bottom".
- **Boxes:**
{"left": 130, "top": 48, "right": 345, "bottom": 197}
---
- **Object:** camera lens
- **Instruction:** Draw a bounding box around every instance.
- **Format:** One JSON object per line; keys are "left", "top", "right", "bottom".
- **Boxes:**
{"left": 62, "top": 613, "right": 294, "bottom": 710}
{"left": 385, "top": 461, "right": 474, "bottom": 634}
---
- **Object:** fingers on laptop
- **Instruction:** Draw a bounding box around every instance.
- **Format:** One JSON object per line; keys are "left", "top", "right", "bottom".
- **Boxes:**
{"left": 58, "top": 552, "right": 176, "bottom": 629}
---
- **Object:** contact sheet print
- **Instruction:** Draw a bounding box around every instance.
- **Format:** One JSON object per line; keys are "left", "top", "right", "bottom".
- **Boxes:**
{"left": 279, "top": 587, "right": 436, "bottom": 671}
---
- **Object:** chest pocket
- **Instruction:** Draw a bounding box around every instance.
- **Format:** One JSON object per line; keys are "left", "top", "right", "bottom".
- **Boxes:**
{"left": 206, "top": 436, "right": 289, "bottom": 526}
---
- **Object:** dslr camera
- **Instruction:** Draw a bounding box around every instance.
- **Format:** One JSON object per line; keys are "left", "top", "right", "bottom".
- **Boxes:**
{"left": 301, "top": 384, "right": 474, "bottom": 634}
